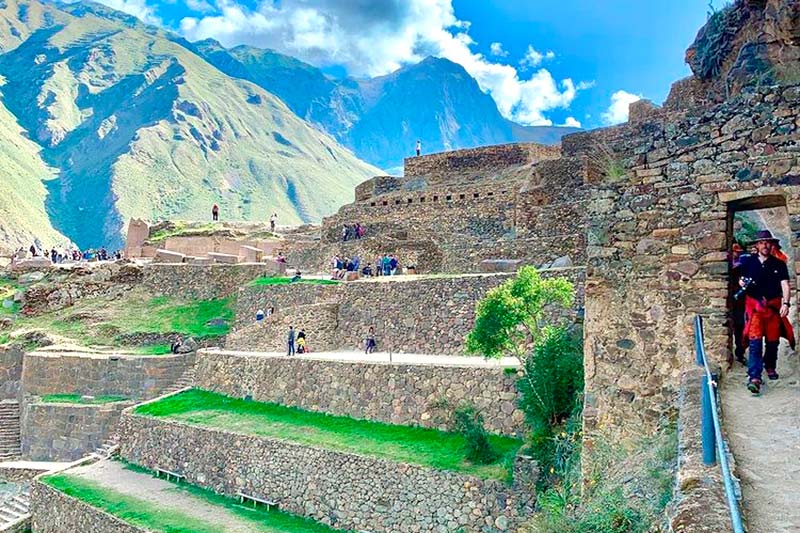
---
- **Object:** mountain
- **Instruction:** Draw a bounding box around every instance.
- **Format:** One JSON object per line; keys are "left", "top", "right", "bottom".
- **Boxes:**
{"left": 192, "top": 43, "right": 580, "bottom": 171}
{"left": 0, "top": 0, "right": 379, "bottom": 250}
{"left": 0, "top": 95, "right": 68, "bottom": 255}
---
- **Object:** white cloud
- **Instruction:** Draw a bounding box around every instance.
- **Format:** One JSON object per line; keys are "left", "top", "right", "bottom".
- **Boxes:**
{"left": 92, "top": 0, "right": 162, "bottom": 25}
{"left": 489, "top": 42, "right": 508, "bottom": 57}
{"left": 185, "top": 0, "right": 214, "bottom": 13}
{"left": 602, "top": 90, "right": 642, "bottom": 125}
{"left": 562, "top": 116, "right": 581, "bottom": 128}
{"left": 179, "top": 0, "right": 591, "bottom": 126}
{"left": 519, "top": 45, "right": 554, "bottom": 69}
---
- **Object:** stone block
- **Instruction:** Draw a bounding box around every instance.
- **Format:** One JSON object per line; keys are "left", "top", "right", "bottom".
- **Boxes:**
{"left": 154, "top": 249, "right": 185, "bottom": 264}
{"left": 208, "top": 252, "right": 240, "bottom": 264}
{"left": 188, "top": 257, "right": 215, "bottom": 265}
{"left": 240, "top": 245, "right": 263, "bottom": 263}
{"left": 479, "top": 259, "right": 522, "bottom": 273}
{"left": 344, "top": 271, "right": 360, "bottom": 282}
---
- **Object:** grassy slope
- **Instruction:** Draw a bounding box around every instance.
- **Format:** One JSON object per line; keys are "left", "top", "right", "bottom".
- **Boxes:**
{"left": 0, "top": 0, "right": 380, "bottom": 249}
{"left": 136, "top": 389, "right": 522, "bottom": 481}
{"left": 0, "top": 88, "right": 67, "bottom": 254}
{"left": 13, "top": 288, "right": 232, "bottom": 347}
{"left": 43, "top": 472, "right": 349, "bottom": 533}
{"left": 249, "top": 276, "right": 339, "bottom": 287}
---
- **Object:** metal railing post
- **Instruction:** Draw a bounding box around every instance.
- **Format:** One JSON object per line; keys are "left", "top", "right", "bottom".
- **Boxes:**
{"left": 700, "top": 372, "right": 717, "bottom": 465}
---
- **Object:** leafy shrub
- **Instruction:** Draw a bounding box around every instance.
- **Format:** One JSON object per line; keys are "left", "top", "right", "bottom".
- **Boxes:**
{"left": 453, "top": 404, "right": 498, "bottom": 465}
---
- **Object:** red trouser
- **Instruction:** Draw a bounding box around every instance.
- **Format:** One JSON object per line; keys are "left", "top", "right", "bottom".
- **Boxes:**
{"left": 744, "top": 296, "right": 782, "bottom": 342}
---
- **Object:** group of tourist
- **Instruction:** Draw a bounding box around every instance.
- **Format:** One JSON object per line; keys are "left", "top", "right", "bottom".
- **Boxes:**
{"left": 729, "top": 229, "right": 794, "bottom": 395}
{"left": 330, "top": 254, "right": 402, "bottom": 279}
{"left": 341, "top": 223, "right": 365, "bottom": 241}
{"left": 13, "top": 244, "right": 122, "bottom": 265}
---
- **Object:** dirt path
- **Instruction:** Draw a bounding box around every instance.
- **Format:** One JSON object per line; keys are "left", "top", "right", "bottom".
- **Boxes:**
{"left": 69, "top": 461, "right": 262, "bottom": 532}
{"left": 721, "top": 347, "right": 800, "bottom": 533}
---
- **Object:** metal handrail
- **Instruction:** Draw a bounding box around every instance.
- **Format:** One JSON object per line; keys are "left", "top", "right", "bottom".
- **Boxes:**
{"left": 694, "top": 315, "right": 745, "bottom": 533}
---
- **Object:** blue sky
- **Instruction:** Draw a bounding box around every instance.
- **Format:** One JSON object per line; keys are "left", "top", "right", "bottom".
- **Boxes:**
{"left": 98, "top": 0, "right": 724, "bottom": 129}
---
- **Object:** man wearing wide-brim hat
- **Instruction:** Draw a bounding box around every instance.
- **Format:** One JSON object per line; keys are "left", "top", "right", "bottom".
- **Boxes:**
{"left": 738, "top": 229, "right": 795, "bottom": 394}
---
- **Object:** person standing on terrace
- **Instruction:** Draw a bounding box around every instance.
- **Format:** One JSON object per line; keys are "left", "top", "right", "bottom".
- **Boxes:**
{"left": 270, "top": 212, "right": 277, "bottom": 233}
{"left": 287, "top": 325, "right": 295, "bottom": 357}
{"left": 415, "top": 139, "right": 421, "bottom": 157}
{"left": 212, "top": 203, "right": 219, "bottom": 221}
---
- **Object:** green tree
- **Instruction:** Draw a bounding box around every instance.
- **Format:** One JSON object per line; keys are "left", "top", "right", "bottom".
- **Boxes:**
{"left": 466, "top": 266, "right": 575, "bottom": 364}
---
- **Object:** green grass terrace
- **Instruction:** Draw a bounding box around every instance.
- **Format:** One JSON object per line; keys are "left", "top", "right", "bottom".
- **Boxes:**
{"left": 39, "top": 394, "right": 129, "bottom": 404}
{"left": 134, "top": 389, "right": 523, "bottom": 481}
{"left": 42, "top": 470, "right": 349, "bottom": 533}
{"left": 248, "top": 276, "right": 340, "bottom": 287}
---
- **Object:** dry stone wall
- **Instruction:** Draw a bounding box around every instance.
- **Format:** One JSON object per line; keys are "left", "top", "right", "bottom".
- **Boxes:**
{"left": 570, "top": 83, "right": 800, "bottom": 440}
{"left": 31, "top": 481, "right": 142, "bottom": 533}
{"left": 404, "top": 142, "right": 560, "bottom": 180}
{"left": 226, "top": 303, "right": 339, "bottom": 352}
{"left": 232, "top": 270, "right": 585, "bottom": 355}
{"left": 21, "top": 401, "right": 131, "bottom": 461}
{"left": 142, "top": 263, "right": 276, "bottom": 299}
{"left": 119, "top": 413, "right": 534, "bottom": 533}
{"left": 0, "top": 346, "right": 22, "bottom": 400}
{"left": 22, "top": 352, "right": 193, "bottom": 400}
{"left": 195, "top": 350, "right": 525, "bottom": 436}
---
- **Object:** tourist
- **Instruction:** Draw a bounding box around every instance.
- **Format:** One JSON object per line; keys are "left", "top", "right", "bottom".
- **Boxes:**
{"left": 365, "top": 327, "right": 377, "bottom": 354}
{"left": 212, "top": 203, "right": 219, "bottom": 221}
{"left": 266, "top": 306, "right": 275, "bottom": 318}
{"left": 389, "top": 254, "right": 398, "bottom": 275}
{"left": 730, "top": 242, "right": 747, "bottom": 365}
{"left": 287, "top": 326, "right": 295, "bottom": 356}
{"left": 29, "top": 244, "right": 37, "bottom": 257}
{"left": 416, "top": 139, "right": 421, "bottom": 157}
{"left": 270, "top": 212, "right": 277, "bottom": 233}
{"left": 382, "top": 254, "right": 391, "bottom": 276}
{"left": 170, "top": 336, "right": 183, "bottom": 354}
{"left": 341, "top": 224, "right": 349, "bottom": 242}
{"left": 297, "top": 328, "right": 307, "bottom": 354}
{"left": 361, "top": 262, "right": 373, "bottom": 277}
{"left": 50, "top": 249, "right": 57, "bottom": 263}
{"left": 374, "top": 256, "right": 383, "bottom": 277}
{"left": 276, "top": 252, "right": 287, "bottom": 264}
{"left": 256, "top": 309, "right": 265, "bottom": 323}
{"left": 355, "top": 223, "right": 363, "bottom": 239}
{"left": 738, "top": 230, "right": 795, "bottom": 394}
{"left": 290, "top": 269, "right": 302, "bottom": 283}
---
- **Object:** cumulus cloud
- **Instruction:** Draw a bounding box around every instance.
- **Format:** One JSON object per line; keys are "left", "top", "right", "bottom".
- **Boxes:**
{"left": 602, "top": 90, "right": 642, "bottom": 125}
{"left": 179, "top": 0, "right": 591, "bottom": 126}
{"left": 185, "top": 0, "right": 214, "bottom": 13}
{"left": 519, "top": 45, "right": 554, "bottom": 69}
{"left": 489, "top": 42, "right": 508, "bottom": 57}
{"left": 562, "top": 116, "right": 581, "bottom": 128}
{"left": 91, "top": 0, "right": 162, "bottom": 25}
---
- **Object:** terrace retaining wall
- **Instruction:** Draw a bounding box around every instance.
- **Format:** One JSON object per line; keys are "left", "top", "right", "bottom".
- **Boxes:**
{"left": 195, "top": 350, "right": 525, "bottom": 436}
{"left": 21, "top": 401, "right": 132, "bottom": 461}
{"left": 119, "top": 413, "right": 535, "bottom": 533}
{"left": 21, "top": 352, "right": 193, "bottom": 401}
{"left": 31, "top": 481, "right": 142, "bottom": 533}
{"left": 231, "top": 269, "right": 585, "bottom": 355}
{"left": 0, "top": 345, "right": 22, "bottom": 400}
{"left": 142, "top": 263, "right": 276, "bottom": 299}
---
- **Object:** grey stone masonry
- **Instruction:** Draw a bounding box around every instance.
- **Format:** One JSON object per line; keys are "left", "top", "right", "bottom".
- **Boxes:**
{"left": 119, "top": 412, "right": 534, "bottom": 532}
{"left": 31, "top": 481, "right": 142, "bottom": 533}
{"left": 195, "top": 350, "right": 526, "bottom": 436}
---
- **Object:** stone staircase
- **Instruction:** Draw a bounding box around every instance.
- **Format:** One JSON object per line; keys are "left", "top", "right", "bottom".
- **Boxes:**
{"left": 0, "top": 489, "right": 30, "bottom": 530}
{"left": 162, "top": 366, "right": 196, "bottom": 396}
{"left": 0, "top": 401, "right": 20, "bottom": 461}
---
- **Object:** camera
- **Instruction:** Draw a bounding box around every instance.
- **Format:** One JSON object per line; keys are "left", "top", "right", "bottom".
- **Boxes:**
{"left": 734, "top": 277, "right": 754, "bottom": 301}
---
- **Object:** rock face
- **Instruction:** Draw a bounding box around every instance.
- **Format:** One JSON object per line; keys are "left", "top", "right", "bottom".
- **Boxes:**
{"left": 681, "top": 0, "right": 800, "bottom": 105}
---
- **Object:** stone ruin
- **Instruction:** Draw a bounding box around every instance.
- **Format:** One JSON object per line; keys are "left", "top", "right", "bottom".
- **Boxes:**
{"left": 0, "top": 1, "right": 798, "bottom": 530}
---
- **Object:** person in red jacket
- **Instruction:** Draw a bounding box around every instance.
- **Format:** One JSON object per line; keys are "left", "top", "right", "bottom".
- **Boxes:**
{"left": 739, "top": 230, "right": 795, "bottom": 394}
{"left": 212, "top": 204, "right": 219, "bottom": 221}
